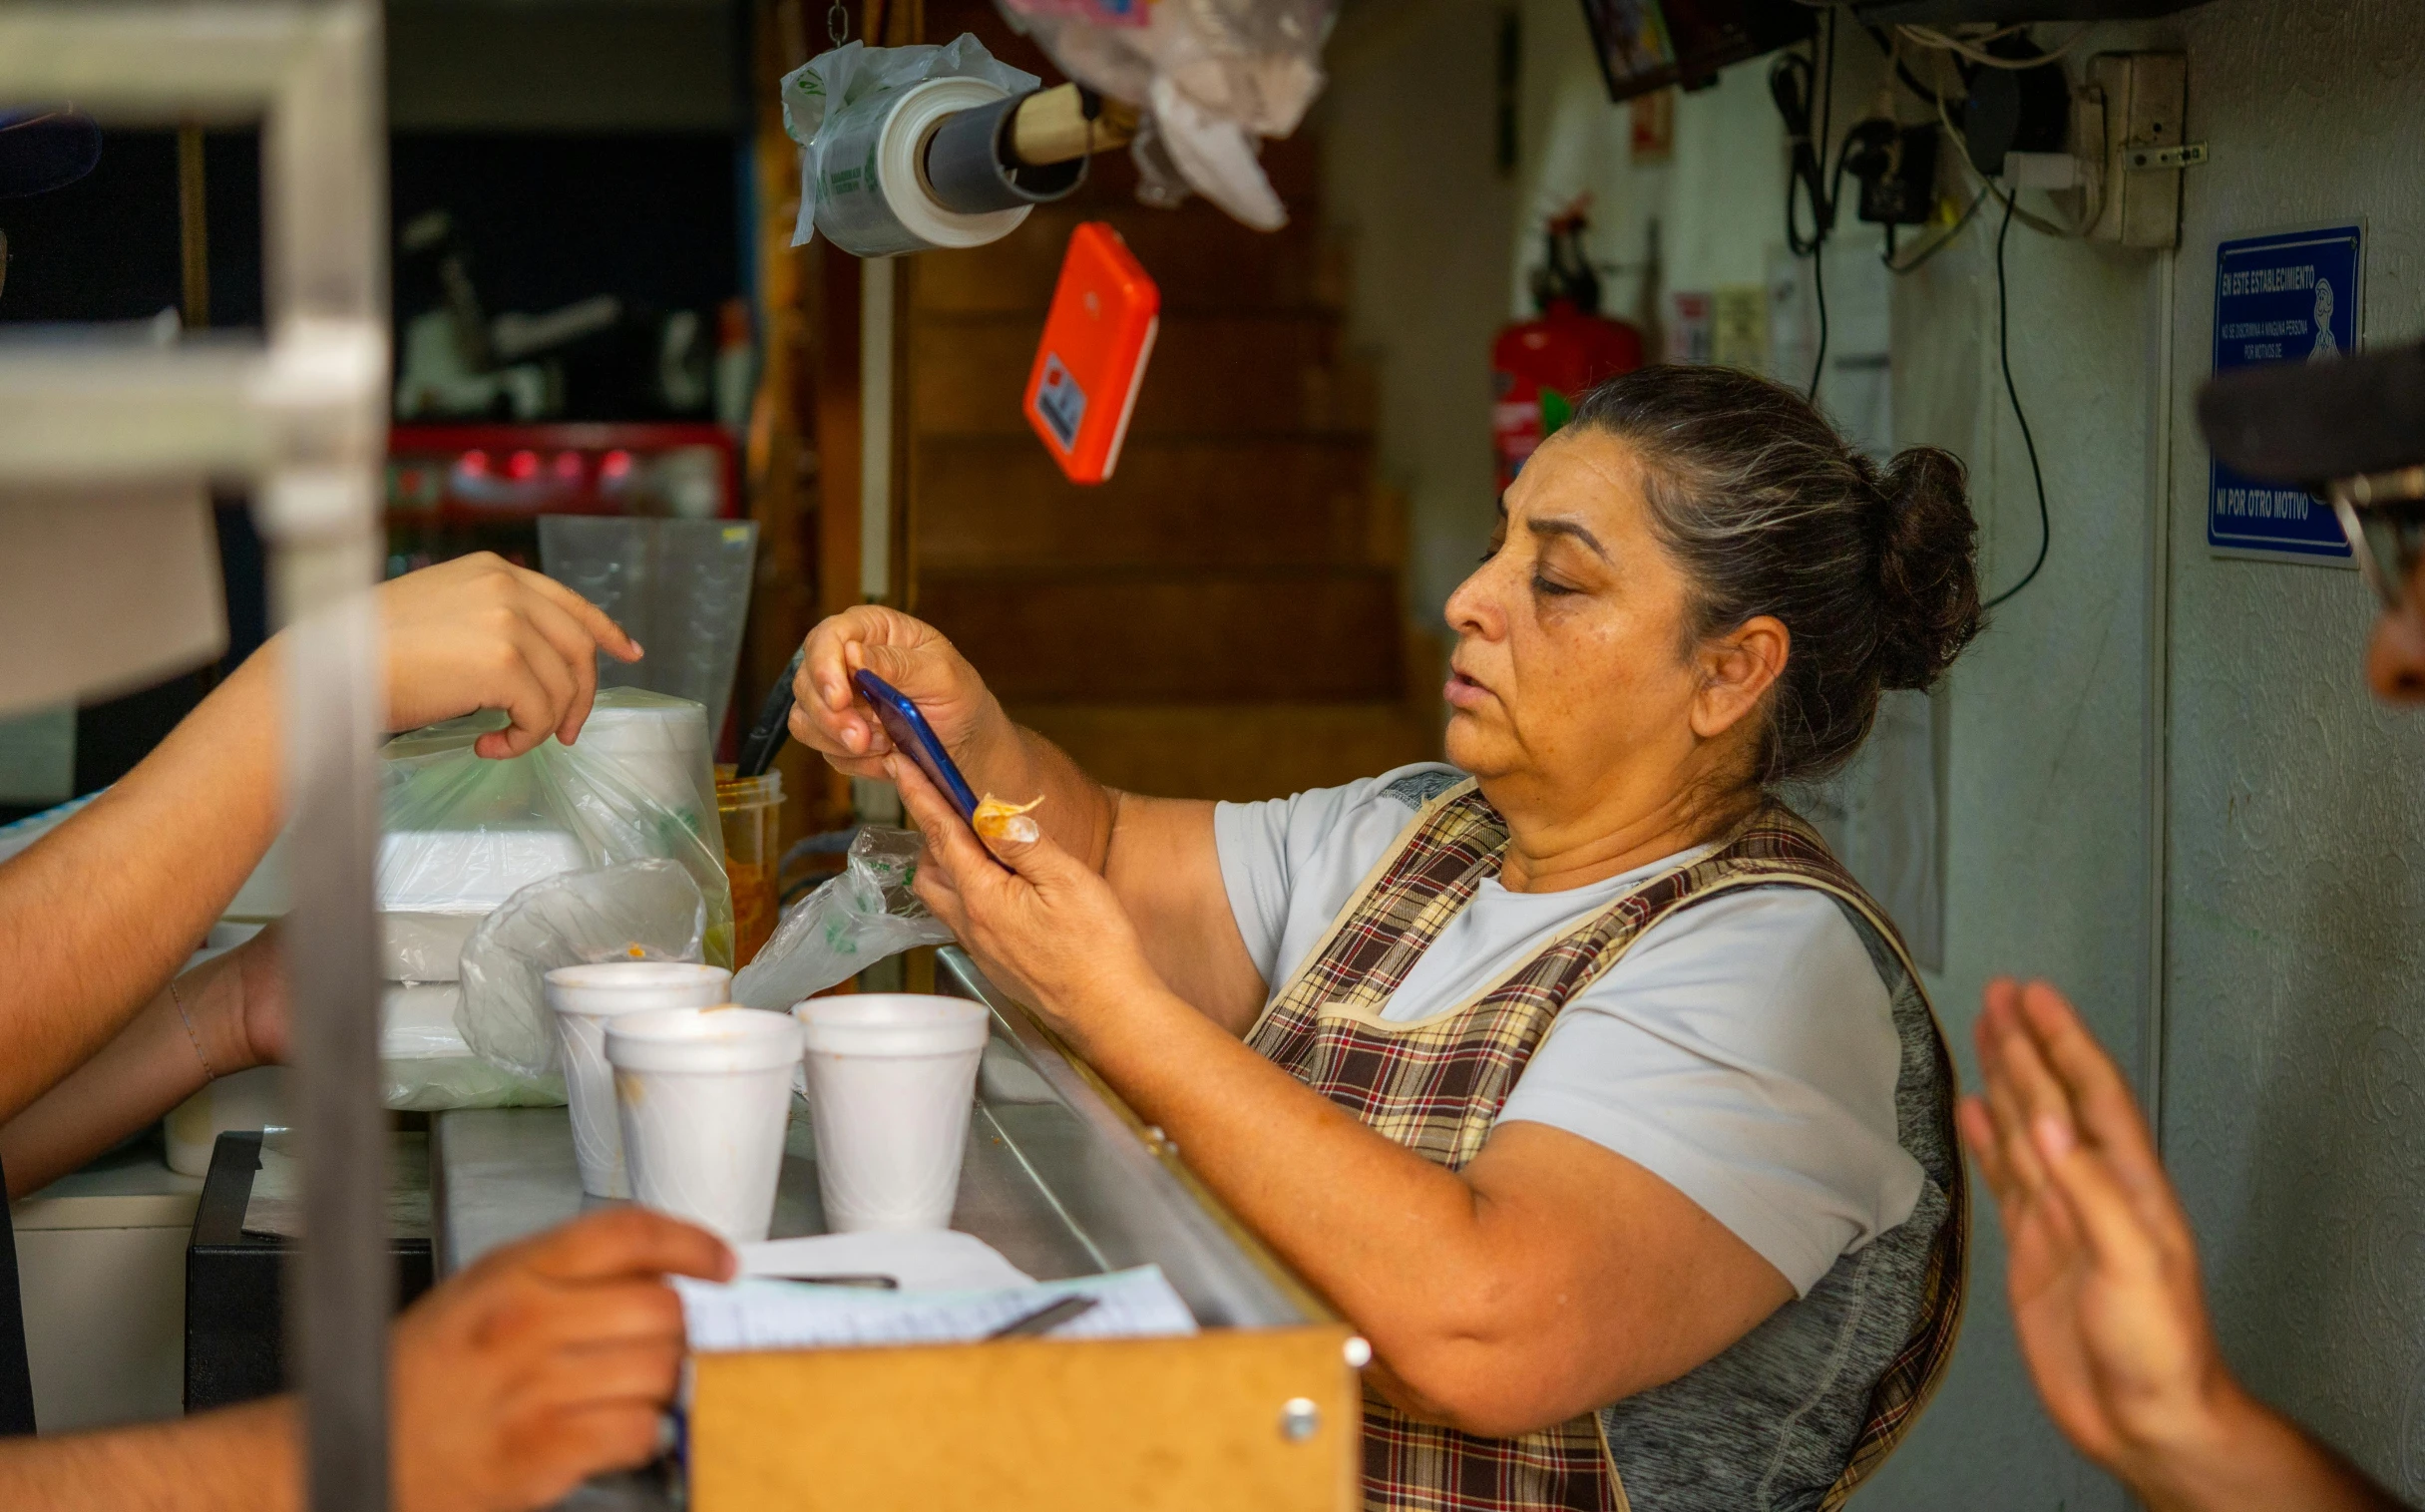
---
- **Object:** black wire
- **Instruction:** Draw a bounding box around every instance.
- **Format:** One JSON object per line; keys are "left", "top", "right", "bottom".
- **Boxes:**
{"left": 1770, "top": 13, "right": 1838, "bottom": 400}
{"left": 1983, "top": 190, "right": 2050, "bottom": 610}
{"left": 1772, "top": 55, "right": 1826, "bottom": 256}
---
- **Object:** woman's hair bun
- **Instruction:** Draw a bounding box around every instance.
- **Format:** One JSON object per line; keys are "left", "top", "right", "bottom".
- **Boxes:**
{"left": 1569, "top": 365, "right": 1988, "bottom": 786}
{"left": 1871, "top": 445, "right": 1983, "bottom": 691}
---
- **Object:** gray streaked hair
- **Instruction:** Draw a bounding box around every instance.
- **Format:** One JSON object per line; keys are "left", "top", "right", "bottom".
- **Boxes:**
{"left": 1569, "top": 364, "right": 1983, "bottom": 785}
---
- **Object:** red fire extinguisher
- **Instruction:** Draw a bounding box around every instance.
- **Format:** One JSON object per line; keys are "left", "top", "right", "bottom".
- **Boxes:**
{"left": 1492, "top": 207, "right": 1646, "bottom": 493}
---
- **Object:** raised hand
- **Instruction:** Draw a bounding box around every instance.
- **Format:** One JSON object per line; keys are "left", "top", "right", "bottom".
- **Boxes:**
{"left": 1960, "top": 978, "right": 2407, "bottom": 1512}
{"left": 1960, "top": 978, "right": 2223, "bottom": 1469}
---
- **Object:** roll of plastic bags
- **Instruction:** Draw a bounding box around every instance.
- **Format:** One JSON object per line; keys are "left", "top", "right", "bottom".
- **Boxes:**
{"left": 781, "top": 35, "right": 1040, "bottom": 253}
{"left": 456, "top": 859, "right": 710, "bottom": 1080}
{"left": 728, "top": 827, "right": 954, "bottom": 1012}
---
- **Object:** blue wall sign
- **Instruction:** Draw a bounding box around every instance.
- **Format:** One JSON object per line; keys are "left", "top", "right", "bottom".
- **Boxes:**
{"left": 2208, "top": 224, "right": 2363, "bottom": 562}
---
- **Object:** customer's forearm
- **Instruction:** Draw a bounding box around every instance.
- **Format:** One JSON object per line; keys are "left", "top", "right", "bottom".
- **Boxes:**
{"left": 0, "top": 947, "right": 256, "bottom": 1196}
{"left": 0, "top": 1395, "right": 296, "bottom": 1510}
{"left": 2129, "top": 1385, "right": 2411, "bottom": 1512}
{"left": 0, "top": 647, "right": 282, "bottom": 1121}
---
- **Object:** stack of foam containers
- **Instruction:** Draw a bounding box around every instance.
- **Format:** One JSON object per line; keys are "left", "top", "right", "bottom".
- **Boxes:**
{"left": 377, "top": 827, "right": 590, "bottom": 1059}
{"left": 163, "top": 691, "right": 720, "bottom": 1171}
{"left": 574, "top": 692, "right": 722, "bottom": 859}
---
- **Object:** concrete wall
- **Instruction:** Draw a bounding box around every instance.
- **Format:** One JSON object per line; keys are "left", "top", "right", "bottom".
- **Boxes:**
{"left": 2161, "top": 2, "right": 2425, "bottom": 1495}
{"left": 1328, "top": 0, "right": 2425, "bottom": 1505}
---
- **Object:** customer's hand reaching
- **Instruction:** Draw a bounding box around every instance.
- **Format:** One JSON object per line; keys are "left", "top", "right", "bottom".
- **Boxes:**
{"left": 379, "top": 552, "right": 641, "bottom": 758}
{"left": 1961, "top": 978, "right": 2407, "bottom": 1512}
{"left": 391, "top": 1206, "right": 732, "bottom": 1512}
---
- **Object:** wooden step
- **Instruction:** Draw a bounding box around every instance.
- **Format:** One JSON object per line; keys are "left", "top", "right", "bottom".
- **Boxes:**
{"left": 916, "top": 204, "right": 1344, "bottom": 316}
{"left": 913, "top": 567, "right": 1406, "bottom": 702}
{"left": 1011, "top": 701, "right": 1444, "bottom": 803}
{"left": 911, "top": 312, "right": 1374, "bottom": 439}
{"left": 916, "top": 437, "right": 1381, "bottom": 570}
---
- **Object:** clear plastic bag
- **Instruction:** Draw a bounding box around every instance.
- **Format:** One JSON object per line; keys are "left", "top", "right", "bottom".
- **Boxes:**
{"left": 728, "top": 827, "right": 953, "bottom": 1011}
{"left": 455, "top": 859, "right": 710, "bottom": 1080}
{"left": 382, "top": 982, "right": 569, "bottom": 1111}
{"left": 380, "top": 687, "right": 733, "bottom": 965}
{"left": 1000, "top": 0, "right": 1335, "bottom": 229}
{"left": 538, "top": 517, "right": 759, "bottom": 735}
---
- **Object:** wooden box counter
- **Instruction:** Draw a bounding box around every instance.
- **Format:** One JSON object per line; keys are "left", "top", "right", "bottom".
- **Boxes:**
{"left": 432, "top": 948, "right": 1359, "bottom": 1511}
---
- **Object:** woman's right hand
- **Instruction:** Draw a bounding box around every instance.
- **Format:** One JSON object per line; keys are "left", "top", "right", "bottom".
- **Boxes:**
{"left": 788, "top": 606, "right": 1008, "bottom": 780}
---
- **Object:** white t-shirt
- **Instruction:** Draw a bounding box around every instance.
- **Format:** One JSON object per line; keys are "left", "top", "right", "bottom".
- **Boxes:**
{"left": 1213, "top": 763, "right": 1922, "bottom": 1296}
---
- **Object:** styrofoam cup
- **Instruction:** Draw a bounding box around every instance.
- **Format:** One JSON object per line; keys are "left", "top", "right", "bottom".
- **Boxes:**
{"left": 606, "top": 1005, "right": 800, "bottom": 1245}
{"left": 547, "top": 962, "right": 732, "bottom": 1198}
{"left": 794, "top": 993, "right": 990, "bottom": 1233}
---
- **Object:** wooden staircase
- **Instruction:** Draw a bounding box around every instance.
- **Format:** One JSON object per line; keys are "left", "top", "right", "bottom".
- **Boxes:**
{"left": 905, "top": 3, "right": 1440, "bottom": 801}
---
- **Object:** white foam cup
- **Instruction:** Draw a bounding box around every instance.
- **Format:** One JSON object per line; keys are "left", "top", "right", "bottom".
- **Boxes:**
{"left": 606, "top": 1005, "right": 800, "bottom": 1245}
{"left": 794, "top": 993, "right": 991, "bottom": 1233}
{"left": 546, "top": 962, "right": 732, "bottom": 1198}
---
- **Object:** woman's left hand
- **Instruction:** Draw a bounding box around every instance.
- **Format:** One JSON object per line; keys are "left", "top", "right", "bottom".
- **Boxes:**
{"left": 887, "top": 755, "right": 1157, "bottom": 1046}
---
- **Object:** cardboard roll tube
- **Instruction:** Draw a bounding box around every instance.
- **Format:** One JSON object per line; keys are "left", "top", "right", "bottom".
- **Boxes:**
{"left": 923, "top": 91, "right": 1086, "bottom": 215}
{"left": 814, "top": 76, "right": 1030, "bottom": 257}
{"left": 1010, "top": 84, "right": 1140, "bottom": 168}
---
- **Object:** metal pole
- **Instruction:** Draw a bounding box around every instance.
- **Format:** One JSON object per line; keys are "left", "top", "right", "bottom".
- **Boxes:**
{"left": 0, "top": 7, "right": 393, "bottom": 1497}
{"left": 263, "top": 478, "right": 388, "bottom": 1511}
{"left": 258, "top": 7, "right": 391, "bottom": 1508}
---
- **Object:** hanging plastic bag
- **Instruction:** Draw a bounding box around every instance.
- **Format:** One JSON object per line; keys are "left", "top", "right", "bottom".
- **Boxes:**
{"left": 455, "top": 859, "right": 711, "bottom": 1080}
{"left": 999, "top": 0, "right": 1335, "bottom": 229}
{"left": 728, "top": 827, "right": 953, "bottom": 1011}
{"left": 781, "top": 35, "right": 1041, "bottom": 254}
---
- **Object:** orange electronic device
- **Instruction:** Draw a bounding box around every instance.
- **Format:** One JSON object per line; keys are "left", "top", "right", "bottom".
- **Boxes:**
{"left": 1023, "top": 221, "right": 1160, "bottom": 485}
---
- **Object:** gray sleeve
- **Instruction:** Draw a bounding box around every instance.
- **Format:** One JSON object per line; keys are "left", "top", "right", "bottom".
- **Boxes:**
{"left": 1494, "top": 888, "right": 1920, "bottom": 1297}
{"left": 1210, "top": 763, "right": 1463, "bottom": 989}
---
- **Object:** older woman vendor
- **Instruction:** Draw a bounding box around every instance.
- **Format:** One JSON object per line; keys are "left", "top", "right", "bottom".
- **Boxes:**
{"left": 793, "top": 366, "right": 1983, "bottom": 1512}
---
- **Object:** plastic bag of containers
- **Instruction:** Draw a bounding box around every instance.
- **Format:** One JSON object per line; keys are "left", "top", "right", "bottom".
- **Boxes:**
{"left": 376, "top": 688, "right": 733, "bottom": 1108}
{"left": 727, "top": 827, "right": 952, "bottom": 1011}
{"left": 453, "top": 859, "right": 710, "bottom": 1080}
{"left": 998, "top": 0, "right": 1336, "bottom": 229}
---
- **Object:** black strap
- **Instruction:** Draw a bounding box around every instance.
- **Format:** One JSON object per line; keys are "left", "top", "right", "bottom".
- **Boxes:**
{"left": 0, "top": 1152, "right": 36, "bottom": 1435}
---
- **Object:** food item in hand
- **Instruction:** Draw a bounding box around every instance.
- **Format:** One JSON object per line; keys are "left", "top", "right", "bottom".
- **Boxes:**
{"left": 972, "top": 793, "right": 1044, "bottom": 844}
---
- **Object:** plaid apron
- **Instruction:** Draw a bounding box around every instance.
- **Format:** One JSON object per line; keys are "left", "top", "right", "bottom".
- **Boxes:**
{"left": 1245, "top": 780, "right": 1965, "bottom": 1512}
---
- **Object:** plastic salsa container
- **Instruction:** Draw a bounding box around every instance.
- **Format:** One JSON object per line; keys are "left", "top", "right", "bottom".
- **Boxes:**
{"left": 716, "top": 766, "right": 784, "bottom": 967}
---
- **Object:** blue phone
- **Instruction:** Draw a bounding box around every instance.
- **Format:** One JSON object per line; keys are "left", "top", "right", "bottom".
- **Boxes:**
{"left": 851, "top": 669, "right": 981, "bottom": 822}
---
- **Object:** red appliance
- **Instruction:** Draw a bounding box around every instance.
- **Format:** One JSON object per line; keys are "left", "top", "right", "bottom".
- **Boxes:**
{"left": 384, "top": 422, "right": 741, "bottom": 578}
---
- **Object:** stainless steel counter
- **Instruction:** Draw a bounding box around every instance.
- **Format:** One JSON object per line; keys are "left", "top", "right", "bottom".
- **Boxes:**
{"left": 432, "top": 948, "right": 1321, "bottom": 1332}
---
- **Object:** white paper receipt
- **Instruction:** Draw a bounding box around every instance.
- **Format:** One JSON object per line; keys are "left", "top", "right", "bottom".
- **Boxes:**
{"left": 675, "top": 1265, "right": 1200, "bottom": 1353}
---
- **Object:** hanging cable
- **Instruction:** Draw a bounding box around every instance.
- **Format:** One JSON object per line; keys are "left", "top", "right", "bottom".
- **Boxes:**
{"left": 1983, "top": 190, "right": 2050, "bottom": 609}
{"left": 1898, "top": 22, "right": 2090, "bottom": 70}
{"left": 1769, "top": 10, "right": 1838, "bottom": 400}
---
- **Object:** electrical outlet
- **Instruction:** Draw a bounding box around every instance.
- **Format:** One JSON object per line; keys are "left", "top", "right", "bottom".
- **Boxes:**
{"left": 2089, "top": 52, "right": 2194, "bottom": 247}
